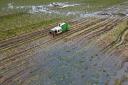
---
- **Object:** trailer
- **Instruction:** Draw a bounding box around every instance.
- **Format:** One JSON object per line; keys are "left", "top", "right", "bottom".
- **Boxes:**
{"left": 49, "top": 22, "right": 70, "bottom": 36}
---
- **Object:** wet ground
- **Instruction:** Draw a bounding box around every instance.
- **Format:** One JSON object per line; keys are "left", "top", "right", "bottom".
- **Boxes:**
{"left": 0, "top": 1, "right": 128, "bottom": 85}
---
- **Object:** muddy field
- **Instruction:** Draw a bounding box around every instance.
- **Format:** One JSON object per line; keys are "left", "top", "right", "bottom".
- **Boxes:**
{"left": 0, "top": 1, "right": 128, "bottom": 85}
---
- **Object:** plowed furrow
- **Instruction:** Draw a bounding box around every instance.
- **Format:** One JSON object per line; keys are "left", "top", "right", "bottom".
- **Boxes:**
{"left": 0, "top": 18, "right": 91, "bottom": 51}
{"left": 1, "top": 63, "right": 36, "bottom": 85}
{"left": 0, "top": 18, "right": 104, "bottom": 63}
{"left": 103, "top": 27, "right": 128, "bottom": 53}
{"left": 85, "top": 18, "right": 124, "bottom": 40}
{"left": 0, "top": 18, "right": 81, "bottom": 50}
{"left": 0, "top": 17, "right": 106, "bottom": 83}
{"left": 65, "top": 17, "right": 114, "bottom": 39}
{"left": 102, "top": 17, "right": 128, "bottom": 53}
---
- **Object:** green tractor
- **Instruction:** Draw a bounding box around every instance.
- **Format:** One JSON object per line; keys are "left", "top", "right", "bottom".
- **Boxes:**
{"left": 49, "top": 22, "right": 70, "bottom": 36}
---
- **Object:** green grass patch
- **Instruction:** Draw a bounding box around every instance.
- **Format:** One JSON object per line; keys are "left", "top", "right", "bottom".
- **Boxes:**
{"left": 0, "top": 18, "right": 56, "bottom": 40}
{"left": 0, "top": 14, "right": 67, "bottom": 41}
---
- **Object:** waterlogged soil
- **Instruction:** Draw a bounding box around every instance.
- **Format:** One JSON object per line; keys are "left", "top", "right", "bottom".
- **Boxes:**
{"left": 0, "top": 15, "right": 128, "bottom": 85}
{"left": 23, "top": 37, "right": 104, "bottom": 85}
{"left": 0, "top": 2, "right": 128, "bottom": 85}
{"left": 2, "top": 1, "right": 128, "bottom": 18}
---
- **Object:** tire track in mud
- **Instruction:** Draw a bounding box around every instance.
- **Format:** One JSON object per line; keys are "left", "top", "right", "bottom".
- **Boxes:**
{"left": 96, "top": 20, "right": 128, "bottom": 70}
{"left": 2, "top": 17, "right": 109, "bottom": 64}
{"left": 86, "top": 17, "right": 125, "bottom": 68}
{"left": 0, "top": 17, "right": 116, "bottom": 84}
{"left": 1, "top": 16, "right": 123, "bottom": 84}
{"left": 0, "top": 18, "right": 92, "bottom": 51}
{"left": 0, "top": 18, "right": 91, "bottom": 60}
{"left": 0, "top": 18, "right": 104, "bottom": 62}
{"left": 0, "top": 18, "right": 99, "bottom": 65}
{"left": 0, "top": 23, "right": 55, "bottom": 49}
{"left": 0, "top": 17, "right": 97, "bottom": 51}
{"left": 1, "top": 63, "right": 36, "bottom": 85}
{"left": 2, "top": 17, "right": 121, "bottom": 84}
{"left": 85, "top": 17, "right": 126, "bottom": 40}
{"left": 102, "top": 22, "right": 128, "bottom": 54}
{"left": 63, "top": 17, "right": 124, "bottom": 54}
{"left": 65, "top": 17, "right": 116, "bottom": 39}
{"left": 0, "top": 18, "right": 108, "bottom": 84}
{"left": 0, "top": 18, "right": 104, "bottom": 76}
{"left": 0, "top": 18, "right": 81, "bottom": 50}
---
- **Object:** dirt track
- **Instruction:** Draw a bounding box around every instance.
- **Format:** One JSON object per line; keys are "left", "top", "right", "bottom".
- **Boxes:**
{"left": 0, "top": 3, "right": 128, "bottom": 85}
